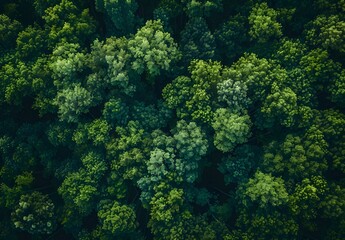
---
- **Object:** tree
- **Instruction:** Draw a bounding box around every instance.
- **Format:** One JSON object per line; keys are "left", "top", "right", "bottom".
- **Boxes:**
{"left": 89, "top": 37, "right": 136, "bottom": 97}
{"left": 95, "top": 0, "right": 139, "bottom": 36}
{"left": 106, "top": 121, "right": 150, "bottom": 182}
{"left": 11, "top": 191, "right": 56, "bottom": 235}
{"left": 42, "top": 0, "right": 96, "bottom": 48}
{"left": 218, "top": 145, "right": 258, "bottom": 184}
{"left": 180, "top": 17, "right": 216, "bottom": 64}
{"left": 58, "top": 152, "right": 107, "bottom": 215}
{"left": 173, "top": 120, "right": 207, "bottom": 161}
{"left": 217, "top": 78, "right": 250, "bottom": 114}
{"left": 49, "top": 43, "right": 88, "bottom": 88}
{"left": 328, "top": 69, "right": 345, "bottom": 106}
{"left": 0, "top": 60, "right": 32, "bottom": 106}
{"left": 46, "top": 120, "right": 74, "bottom": 148}
{"left": 16, "top": 25, "right": 47, "bottom": 60}
{"left": 248, "top": 3, "right": 283, "bottom": 43}
{"left": 182, "top": 0, "right": 223, "bottom": 18}
{"left": 274, "top": 39, "right": 308, "bottom": 69}
{"left": 289, "top": 176, "right": 328, "bottom": 231}
{"left": 54, "top": 84, "right": 93, "bottom": 123}
{"left": 32, "top": 0, "right": 60, "bottom": 16}
{"left": 103, "top": 98, "right": 129, "bottom": 127}
{"left": 59, "top": 169, "right": 99, "bottom": 215}
{"left": 131, "top": 101, "right": 172, "bottom": 131}
{"left": 234, "top": 210, "right": 298, "bottom": 240}
{"left": 262, "top": 126, "right": 328, "bottom": 182}
{"left": 313, "top": 110, "right": 345, "bottom": 174}
{"left": 330, "top": 135, "right": 345, "bottom": 173}
{"left": 212, "top": 108, "right": 252, "bottom": 153}
{"left": 259, "top": 82, "right": 298, "bottom": 128}
{"left": 299, "top": 48, "right": 341, "bottom": 91}
{"left": 0, "top": 172, "right": 34, "bottom": 209}
{"left": 147, "top": 183, "right": 218, "bottom": 240}
{"left": 320, "top": 183, "right": 345, "bottom": 219}
{"left": 234, "top": 171, "right": 297, "bottom": 239}
{"left": 0, "top": 14, "right": 22, "bottom": 50}
{"left": 73, "top": 119, "right": 110, "bottom": 146}
{"left": 97, "top": 200, "right": 138, "bottom": 237}
{"left": 163, "top": 60, "right": 223, "bottom": 123}
{"left": 172, "top": 120, "right": 208, "bottom": 182}
{"left": 138, "top": 120, "right": 207, "bottom": 207}
{"left": 238, "top": 171, "right": 289, "bottom": 209}
{"left": 305, "top": 15, "right": 345, "bottom": 54}
{"left": 224, "top": 53, "right": 287, "bottom": 104}
{"left": 215, "top": 14, "right": 248, "bottom": 63}
{"left": 128, "top": 20, "right": 180, "bottom": 78}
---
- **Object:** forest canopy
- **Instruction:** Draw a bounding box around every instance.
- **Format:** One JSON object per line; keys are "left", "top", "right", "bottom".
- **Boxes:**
{"left": 0, "top": 0, "right": 345, "bottom": 239}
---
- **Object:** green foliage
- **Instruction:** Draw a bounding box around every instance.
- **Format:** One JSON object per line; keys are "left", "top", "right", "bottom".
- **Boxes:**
{"left": 95, "top": 0, "right": 139, "bottom": 35}
{"left": 0, "top": 61, "right": 32, "bottom": 105}
{"left": 11, "top": 191, "right": 56, "bottom": 235}
{"left": 103, "top": 98, "right": 129, "bottom": 126}
{"left": 262, "top": 126, "right": 328, "bottom": 181}
{"left": 131, "top": 101, "right": 172, "bottom": 130}
{"left": 97, "top": 200, "right": 138, "bottom": 236}
{"left": 180, "top": 17, "right": 216, "bottom": 64}
{"left": 163, "top": 59, "right": 223, "bottom": 123}
{"left": 320, "top": 183, "right": 345, "bottom": 219}
{"left": 329, "top": 70, "right": 345, "bottom": 106}
{"left": 331, "top": 135, "right": 345, "bottom": 173}
{"left": 215, "top": 15, "right": 248, "bottom": 63}
{"left": 59, "top": 169, "right": 99, "bottom": 214}
{"left": 54, "top": 84, "right": 93, "bottom": 123}
{"left": 248, "top": 3, "right": 283, "bottom": 43}
{"left": 0, "top": 14, "right": 22, "bottom": 49}
{"left": 299, "top": 48, "right": 342, "bottom": 89}
{"left": 81, "top": 152, "right": 108, "bottom": 179}
{"left": 238, "top": 171, "right": 289, "bottom": 209}
{"left": 128, "top": 20, "right": 180, "bottom": 77}
{"left": 89, "top": 37, "right": 136, "bottom": 97}
{"left": 172, "top": 120, "right": 208, "bottom": 163}
{"left": 235, "top": 210, "right": 298, "bottom": 240}
{"left": 225, "top": 53, "right": 287, "bottom": 103}
{"left": 306, "top": 15, "right": 345, "bottom": 53}
{"left": 73, "top": 119, "right": 110, "bottom": 146}
{"left": 260, "top": 82, "right": 298, "bottom": 128}
{"left": 147, "top": 183, "right": 219, "bottom": 240}
{"left": 0, "top": 172, "right": 34, "bottom": 209}
{"left": 107, "top": 121, "right": 149, "bottom": 182}
{"left": 183, "top": 0, "right": 223, "bottom": 18}
{"left": 148, "top": 184, "right": 185, "bottom": 239}
{"left": 50, "top": 43, "right": 87, "bottom": 87}
{"left": 46, "top": 121, "right": 74, "bottom": 147}
{"left": 138, "top": 120, "right": 207, "bottom": 206}
{"left": 219, "top": 145, "right": 257, "bottom": 184}
{"left": 16, "top": 25, "right": 46, "bottom": 60}
{"left": 33, "top": 0, "right": 60, "bottom": 16}
{"left": 289, "top": 176, "right": 328, "bottom": 231}
{"left": 212, "top": 108, "right": 252, "bottom": 152}
{"left": 312, "top": 110, "right": 345, "bottom": 174}
{"left": 1, "top": 1, "right": 345, "bottom": 239}
{"left": 58, "top": 152, "right": 107, "bottom": 215}
{"left": 42, "top": 0, "right": 96, "bottom": 48}
{"left": 217, "top": 78, "right": 250, "bottom": 114}
{"left": 275, "top": 39, "right": 308, "bottom": 69}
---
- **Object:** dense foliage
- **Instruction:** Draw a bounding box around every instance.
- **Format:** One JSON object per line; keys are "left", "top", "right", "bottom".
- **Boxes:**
{"left": 0, "top": 0, "right": 344, "bottom": 239}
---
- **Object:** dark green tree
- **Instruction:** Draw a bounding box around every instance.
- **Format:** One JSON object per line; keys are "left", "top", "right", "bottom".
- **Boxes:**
{"left": 180, "top": 17, "right": 216, "bottom": 64}
{"left": 95, "top": 0, "right": 139, "bottom": 36}
{"left": 11, "top": 191, "right": 56, "bottom": 235}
